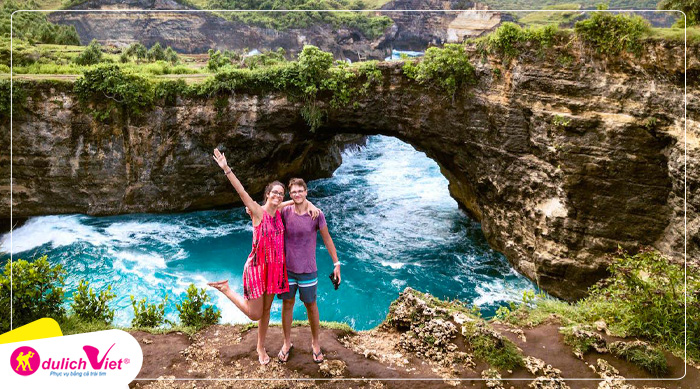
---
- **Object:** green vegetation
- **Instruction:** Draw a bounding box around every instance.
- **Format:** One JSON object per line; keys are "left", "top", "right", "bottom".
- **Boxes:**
{"left": 475, "top": 22, "right": 559, "bottom": 62}
{"left": 574, "top": 4, "right": 651, "bottom": 55}
{"left": 479, "top": 0, "right": 658, "bottom": 10}
{"left": 658, "top": 0, "right": 699, "bottom": 27}
{"left": 499, "top": 248, "right": 699, "bottom": 363}
{"left": 204, "top": 0, "right": 392, "bottom": 39}
{"left": 402, "top": 43, "right": 476, "bottom": 99}
{"left": 648, "top": 26, "right": 700, "bottom": 43}
{"left": 176, "top": 284, "right": 221, "bottom": 329}
{"left": 0, "top": 256, "right": 66, "bottom": 332}
{"left": 74, "top": 39, "right": 103, "bottom": 65}
{"left": 552, "top": 114, "right": 571, "bottom": 127}
{"left": 70, "top": 279, "right": 116, "bottom": 324}
{"left": 123, "top": 42, "right": 148, "bottom": 63}
{"left": 608, "top": 341, "right": 668, "bottom": 376}
{"left": 1, "top": 1, "right": 80, "bottom": 45}
{"left": 463, "top": 320, "right": 525, "bottom": 370}
{"left": 518, "top": 3, "right": 584, "bottom": 27}
{"left": 74, "top": 64, "right": 154, "bottom": 119}
{"left": 58, "top": 314, "right": 116, "bottom": 335}
{"left": 130, "top": 294, "right": 170, "bottom": 328}
{"left": 0, "top": 255, "right": 228, "bottom": 335}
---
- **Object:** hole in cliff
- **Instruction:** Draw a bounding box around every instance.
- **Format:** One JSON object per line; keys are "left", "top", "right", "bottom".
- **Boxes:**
{"left": 1, "top": 135, "right": 538, "bottom": 330}
{"left": 297, "top": 135, "right": 538, "bottom": 328}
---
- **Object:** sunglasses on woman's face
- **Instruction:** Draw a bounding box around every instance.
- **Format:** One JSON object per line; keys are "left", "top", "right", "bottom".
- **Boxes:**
{"left": 270, "top": 191, "right": 285, "bottom": 197}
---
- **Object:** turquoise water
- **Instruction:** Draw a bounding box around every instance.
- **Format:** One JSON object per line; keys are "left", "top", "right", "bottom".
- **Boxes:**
{"left": 1, "top": 136, "right": 539, "bottom": 330}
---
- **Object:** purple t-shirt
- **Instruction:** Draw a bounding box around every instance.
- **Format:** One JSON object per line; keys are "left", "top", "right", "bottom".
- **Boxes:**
{"left": 280, "top": 206, "right": 327, "bottom": 273}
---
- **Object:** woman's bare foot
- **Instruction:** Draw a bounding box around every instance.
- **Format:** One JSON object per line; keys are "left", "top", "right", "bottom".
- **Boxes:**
{"left": 257, "top": 347, "right": 270, "bottom": 365}
{"left": 207, "top": 280, "right": 229, "bottom": 292}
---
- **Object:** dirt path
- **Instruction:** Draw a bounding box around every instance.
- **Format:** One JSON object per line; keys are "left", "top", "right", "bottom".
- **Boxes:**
{"left": 128, "top": 322, "right": 700, "bottom": 389}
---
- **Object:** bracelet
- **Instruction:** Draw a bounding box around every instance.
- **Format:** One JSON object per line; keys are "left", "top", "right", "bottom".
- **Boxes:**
{"left": 223, "top": 168, "right": 232, "bottom": 175}
{"left": 334, "top": 262, "right": 341, "bottom": 267}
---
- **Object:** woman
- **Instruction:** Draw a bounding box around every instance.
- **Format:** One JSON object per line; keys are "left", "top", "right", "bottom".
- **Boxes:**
{"left": 207, "top": 148, "right": 317, "bottom": 365}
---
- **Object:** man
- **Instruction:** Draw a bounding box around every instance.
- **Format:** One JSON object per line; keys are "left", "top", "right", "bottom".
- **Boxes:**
{"left": 277, "top": 178, "right": 340, "bottom": 364}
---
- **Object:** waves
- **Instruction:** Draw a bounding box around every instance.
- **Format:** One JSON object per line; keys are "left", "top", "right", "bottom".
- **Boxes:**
{"left": 2, "top": 136, "right": 541, "bottom": 329}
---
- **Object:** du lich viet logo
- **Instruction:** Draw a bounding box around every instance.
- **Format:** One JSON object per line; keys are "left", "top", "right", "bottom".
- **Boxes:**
{"left": 1, "top": 330, "right": 143, "bottom": 388}
{"left": 10, "top": 346, "right": 40, "bottom": 376}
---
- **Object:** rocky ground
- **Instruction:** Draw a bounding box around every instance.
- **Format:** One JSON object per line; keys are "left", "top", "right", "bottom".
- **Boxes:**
{"left": 127, "top": 289, "right": 698, "bottom": 389}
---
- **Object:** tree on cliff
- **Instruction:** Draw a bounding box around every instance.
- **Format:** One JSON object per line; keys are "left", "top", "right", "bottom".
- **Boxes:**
{"left": 659, "top": 0, "right": 699, "bottom": 26}
{"left": 74, "top": 39, "right": 103, "bottom": 65}
{"left": 147, "top": 42, "right": 166, "bottom": 62}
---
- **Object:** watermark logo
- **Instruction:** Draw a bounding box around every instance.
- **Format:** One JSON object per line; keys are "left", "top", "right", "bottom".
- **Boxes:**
{"left": 2, "top": 329, "right": 143, "bottom": 387}
{"left": 10, "top": 346, "right": 40, "bottom": 376}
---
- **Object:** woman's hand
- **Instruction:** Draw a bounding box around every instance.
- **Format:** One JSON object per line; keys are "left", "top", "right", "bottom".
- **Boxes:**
{"left": 307, "top": 201, "right": 320, "bottom": 220}
{"left": 213, "top": 148, "right": 229, "bottom": 171}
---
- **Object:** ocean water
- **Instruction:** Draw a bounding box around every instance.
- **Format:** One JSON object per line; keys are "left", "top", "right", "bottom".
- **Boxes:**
{"left": 1, "top": 136, "right": 539, "bottom": 330}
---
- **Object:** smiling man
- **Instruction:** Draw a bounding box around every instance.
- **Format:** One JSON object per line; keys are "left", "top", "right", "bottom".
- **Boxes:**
{"left": 276, "top": 178, "right": 341, "bottom": 364}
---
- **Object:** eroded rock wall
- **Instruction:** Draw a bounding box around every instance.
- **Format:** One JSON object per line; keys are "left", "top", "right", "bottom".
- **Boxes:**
{"left": 48, "top": 0, "right": 507, "bottom": 60}
{"left": 2, "top": 41, "right": 696, "bottom": 301}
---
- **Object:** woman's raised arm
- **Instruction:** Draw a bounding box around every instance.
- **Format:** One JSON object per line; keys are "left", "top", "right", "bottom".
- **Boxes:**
{"left": 213, "top": 148, "right": 263, "bottom": 221}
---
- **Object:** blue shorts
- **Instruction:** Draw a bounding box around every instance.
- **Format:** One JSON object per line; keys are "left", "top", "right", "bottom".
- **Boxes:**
{"left": 277, "top": 270, "right": 317, "bottom": 304}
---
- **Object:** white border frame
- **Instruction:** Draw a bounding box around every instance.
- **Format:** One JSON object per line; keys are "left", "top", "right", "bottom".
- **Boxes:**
{"left": 8, "top": 7, "right": 688, "bottom": 382}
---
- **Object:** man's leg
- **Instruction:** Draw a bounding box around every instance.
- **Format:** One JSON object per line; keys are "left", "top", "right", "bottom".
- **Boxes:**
{"left": 279, "top": 298, "right": 295, "bottom": 359}
{"left": 304, "top": 301, "right": 323, "bottom": 361}
{"left": 277, "top": 273, "right": 298, "bottom": 362}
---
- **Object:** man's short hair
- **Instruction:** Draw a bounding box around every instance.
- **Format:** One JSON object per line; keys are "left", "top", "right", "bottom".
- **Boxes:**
{"left": 288, "top": 178, "right": 307, "bottom": 191}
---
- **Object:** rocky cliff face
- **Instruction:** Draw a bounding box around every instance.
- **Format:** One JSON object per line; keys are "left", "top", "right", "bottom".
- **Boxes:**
{"left": 47, "top": 0, "right": 506, "bottom": 60}
{"left": 2, "top": 41, "right": 697, "bottom": 301}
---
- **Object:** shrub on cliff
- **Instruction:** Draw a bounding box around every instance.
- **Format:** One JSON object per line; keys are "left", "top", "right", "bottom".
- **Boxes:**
{"left": 0, "top": 256, "right": 67, "bottom": 333}
{"left": 1, "top": 1, "right": 80, "bottom": 45}
{"left": 74, "top": 64, "right": 154, "bottom": 119}
{"left": 574, "top": 5, "right": 651, "bottom": 55}
{"left": 500, "top": 248, "right": 699, "bottom": 362}
{"left": 130, "top": 294, "right": 170, "bottom": 328}
{"left": 147, "top": 42, "right": 166, "bottom": 62}
{"left": 164, "top": 46, "right": 179, "bottom": 64}
{"left": 70, "top": 279, "right": 116, "bottom": 324}
{"left": 74, "top": 39, "right": 103, "bottom": 66}
{"left": 481, "top": 22, "right": 559, "bottom": 62}
{"left": 176, "top": 284, "right": 221, "bottom": 329}
{"left": 402, "top": 44, "right": 476, "bottom": 100}
{"left": 207, "top": 49, "right": 235, "bottom": 71}
{"left": 124, "top": 42, "right": 148, "bottom": 63}
{"left": 582, "top": 247, "right": 699, "bottom": 360}
{"left": 658, "top": 0, "right": 699, "bottom": 27}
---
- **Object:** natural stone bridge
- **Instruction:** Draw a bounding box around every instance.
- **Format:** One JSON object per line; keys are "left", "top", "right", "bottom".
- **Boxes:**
{"left": 2, "top": 42, "right": 697, "bottom": 301}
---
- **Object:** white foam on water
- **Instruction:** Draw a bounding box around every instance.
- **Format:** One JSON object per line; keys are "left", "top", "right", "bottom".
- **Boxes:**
{"left": 378, "top": 260, "right": 406, "bottom": 270}
{"left": 0, "top": 215, "right": 108, "bottom": 254}
{"left": 391, "top": 278, "right": 407, "bottom": 290}
{"left": 473, "top": 281, "right": 527, "bottom": 307}
{"left": 104, "top": 221, "right": 187, "bottom": 247}
{"left": 111, "top": 249, "right": 169, "bottom": 287}
{"left": 171, "top": 248, "right": 189, "bottom": 261}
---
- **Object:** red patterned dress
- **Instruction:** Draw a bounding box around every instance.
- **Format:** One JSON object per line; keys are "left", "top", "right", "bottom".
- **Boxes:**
{"left": 242, "top": 210, "right": 289, "bottom": 300}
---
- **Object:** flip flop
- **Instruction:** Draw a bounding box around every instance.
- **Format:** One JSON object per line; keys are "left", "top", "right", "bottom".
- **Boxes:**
{"left": 277, "top": 344, "right": 294, "bottom": 363}
{"left": 312, "top": 349, "right": 324, "bottom": 364}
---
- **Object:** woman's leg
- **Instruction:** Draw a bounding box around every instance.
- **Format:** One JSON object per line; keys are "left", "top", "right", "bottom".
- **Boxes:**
{"left": 256, "top": 293, "right": 275, "bottom": 364}
{"left": 208, "top": 280, "right": 264, "bottom": 321}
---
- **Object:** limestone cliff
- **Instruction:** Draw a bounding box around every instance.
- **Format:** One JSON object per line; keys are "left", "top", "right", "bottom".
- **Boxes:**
{"left": 47, "top": 0, "right": 507, "bottom": 60}
{"left": 1, "top": 41, "right": 697, "bottom": 301}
